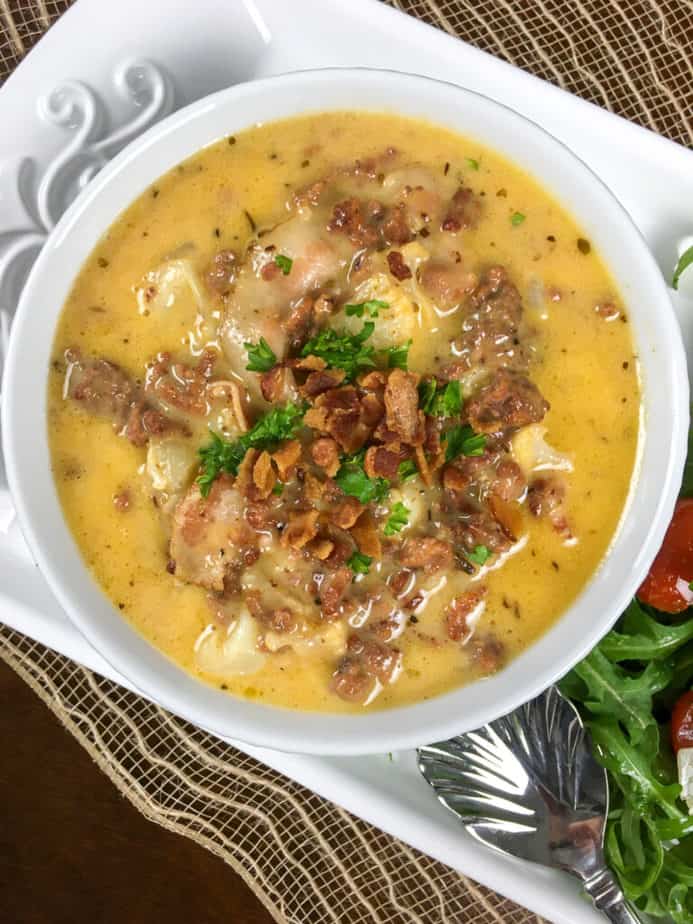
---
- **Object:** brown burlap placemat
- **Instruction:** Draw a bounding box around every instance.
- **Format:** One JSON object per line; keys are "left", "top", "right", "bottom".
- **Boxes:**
{"left": 1, "top": 2, "right": 691, "bottom": 922}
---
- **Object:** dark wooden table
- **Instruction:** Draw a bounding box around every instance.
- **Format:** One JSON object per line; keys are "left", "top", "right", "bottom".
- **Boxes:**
{"left": 0, "top": 660, "right": 276, "bottom": 924}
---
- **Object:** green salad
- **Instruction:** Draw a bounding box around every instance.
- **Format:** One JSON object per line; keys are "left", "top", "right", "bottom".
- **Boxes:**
{"left": 560, "top": 425, "right": 693, "bottom": 921}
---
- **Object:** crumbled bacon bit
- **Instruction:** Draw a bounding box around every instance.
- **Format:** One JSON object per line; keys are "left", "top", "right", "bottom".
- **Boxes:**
{"left": 387, "top": 250, "right": 412, "bottom": 280}
{"left": 319, "top": 566, "right": 353, "bottom": 617}
{"left": 272, "top": 439, "right": 302, "bottom": 480}
{"left": 441, "top": 187, "right": 481, "bottom": 232}
{"left": 332, "top": 496, "right": 365, "bottom": 530}
{"left": 360, "top": 392, "right": 385, "bottom": 428}
{"left": 364, "top": 445, "right": 400, "bottom": 480}
{"left": 466, "top": 369, "right": 549, "bottom": 434}
{"left": 307, "top": 538, "right": 335, "bottom": 561}
{"left": 472, "top": 635, "right": 505, "bottom": 673}
{"left": 595, "top": 301, "right": 620, "bottom": 321}
{"left": 301, "top": 368, "right": 346, "bottom": 397}
{"left": 350, "top": 511, "right": 382, "bottom": 559}
{"left": 284, "top": 295, "right": 315, "bottom": 349}
{"left": 358, "top": 370, "right": 387, "bottom": 390}
{"left": 281, "top": 509, "right": 320, "bottom": 549}
{"left": 205, "top": 249, "right": 236, "bottom": 295}
{"left": 311, "top": 437, "right": 340, "bottom": 477}
{"left": 113, "top": 490, "right": 131, "bottom": 512}
{"left": 145, "top": 349, "right": 216, "bottom": 415}
{"left": 252, "top": 450, "right": 276, "bottom": 500}
{"left": 290, "top": 355, "right": 327, "bottom": 372}
{"left": 384, "top": 369, "right": 422, "bottom": 444}
{"left": 445, "top": 587, "right": 487, "bottom": 641}
{"left": 400, "top": 537, "right": 453, "bottom": 573}
{"left": 261, "top": 365, "right": 292, "bottom": 403}
{"left": 388, "top": 569, "right": 413, "bottom": 597}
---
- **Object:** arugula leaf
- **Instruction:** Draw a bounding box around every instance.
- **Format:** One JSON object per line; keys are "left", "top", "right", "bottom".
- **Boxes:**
{"left": 467, "top": 544, "right": 491, "bottom": 566}
{"left": 510, "top": 211, "right": 526, "bottom": 226}
{"left": 569, "top": 648, "right": 672, "bottom": 745}
{"left": 383, "top": 502, "right": 409, "bottom": 536}
{"left": 673, "top": 244, "right": 693, "bottom": 291}
{"left": 562, "top": 603, "right": 693, "bottom": 917}
{"left": 244, "top": 337, "right": 277, "bottom": 372}
{"left": 196, "top": 403, "right": 304, "bottom": 496}
{"left": 384, "top": 339, "right": 412, "bottom": 370}
{"left": 587, "top": 719, "right": 684, "bottom": 818}
{"left": 443, "top": 424, "right": 486, "bottom": 461}
{"left": 335, "top": 451, "right": 390, "bottom": 505}
{"left": 398, "top": 459, "right": 418, "bottom": 482}
{"left": 599, "top": 600, "right": 693, "bottom": 661}
{"left": 348, "top": 551, "right": 372, "bottom": 575}
{"left": 344, "top": 299, "right": 388, "bottom": 318}
{"left": 274, "top": 253, "right": 292, "bottom": 275}
{"left": 301, "top": 322, "right": 376, "bottom": 381}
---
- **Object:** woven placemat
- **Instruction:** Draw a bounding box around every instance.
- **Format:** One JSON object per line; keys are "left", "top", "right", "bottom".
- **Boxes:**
{"left": 1, "top": 2, "right": 691, "bottom": 922}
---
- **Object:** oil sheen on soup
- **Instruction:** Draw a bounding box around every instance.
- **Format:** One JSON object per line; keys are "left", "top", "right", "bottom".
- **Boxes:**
{"left": 48, "top": 112, "right": 640, "bottom": 712}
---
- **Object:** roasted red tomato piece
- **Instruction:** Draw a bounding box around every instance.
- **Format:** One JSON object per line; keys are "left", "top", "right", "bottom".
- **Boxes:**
{"left": 637, "top": 498, "right": 693, "bottom": 614}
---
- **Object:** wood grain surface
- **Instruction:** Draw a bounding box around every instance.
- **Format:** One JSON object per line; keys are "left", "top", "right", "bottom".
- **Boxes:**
{"left": 0, "top": 660, "right": 276, "bottom": 924}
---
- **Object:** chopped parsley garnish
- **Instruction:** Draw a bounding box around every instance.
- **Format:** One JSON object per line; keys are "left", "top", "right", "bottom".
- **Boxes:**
{"left": 301, "top": 322, "right": 376, "bottom": 381}
{"left": 348, "top": 551, "right": 372, "bottom": 575}
{"left": 335, "top": 449, "right": 390, "bottom": 504}
{"left": 244, "top": 337, "right": 277, "bottom": 372}
{"left": 384, "top": 339, "right": 412, "bottom": 371}
{"left": 196, "top": 403, "right": 305, "bottom": 497}
{"left": 673, "top": 244, "right": 693, "bottom": 290}
{"left": 383, "top": 502, "right": 409, "bottom": 536}
{"left": 274, "top": 253, "right": 293, "bottom": 275}
{"left": 344, "top": 299, "right": 388, "bottom": 318}
{"left": 418, "top": 379, "right": 437, "bottom": 413}
{"left": 465, "top": 157, "right": 480, "bottom": 170}
{"left": 443, "top": 424, "right": 486, "bottom": 461}
{"left": 398, "top": 459, "right": 418, "bottom": 482}
{"left": 467, "top": 544, "right": 491, "bottom": 566}
{"left": 420, "top": 379, "right": 462, "bottom": 418}
{"left": 510, "top": 211, "right": 526, "bottom": 226}
{"left": 272, "top": 482, "right": 284, "bottom": 496}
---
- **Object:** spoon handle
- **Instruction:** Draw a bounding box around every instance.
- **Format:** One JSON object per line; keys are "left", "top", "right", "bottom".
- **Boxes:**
{"left": 584, "top": 868, "right": 641, "bottom": 923}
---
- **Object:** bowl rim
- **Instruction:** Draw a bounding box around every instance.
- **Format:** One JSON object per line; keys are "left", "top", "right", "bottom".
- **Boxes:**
{"left": 2, "top": 66, "right": 689, "bottom": 755}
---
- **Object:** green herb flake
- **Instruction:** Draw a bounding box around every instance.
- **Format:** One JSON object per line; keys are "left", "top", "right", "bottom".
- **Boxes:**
{"left": 244, "top": 337, "right": 277, "bottom": 373}
{"left": 384, "top": 339, "right": 412, "bottom": 371}
{"left": 301, "top": 322, "right": 376, "bottom": 381}
{"left": 467, "top": 544, "right": 491, "bottom": 566}
{"left": 383, "top": 502, "right": 409, "bottom": 537}
{"left": 335, "top": 450, "right": 390, "bottom": 505}
{"left": 465, "top": 157, "right": 480, "bottom": 171}
{"left": 274, "top": 253, "right": 293, "bottom": 275}
{"left": 510, "top": 211, "right": 526, "bottom": 226}
{"left": 398, "top": 460, "right": 418, "bottom": 483}
{"left": 196, "top": 403, "right": 305, "bottom": 496}
{"left": 272, "top": 482, "right": 284, "bottom": 496}
{"left": 673, "top": 244, "right": 693, "bottom": 291}
{"left": 418, "top": 379, "right": 437, "bottom": 414}
{"left": 344, "top": 299, "right": 388, "bottom": 318}
{"left": 348, "top": 551, "right": 372, "bottom": 575}
{"left": 443, "top": 424, "right": 487, "bottom": 461}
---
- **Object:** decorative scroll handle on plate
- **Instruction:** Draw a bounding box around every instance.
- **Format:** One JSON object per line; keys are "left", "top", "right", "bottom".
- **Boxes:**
{"left": 0, "top": 59, "right": 174, "bottom": 527}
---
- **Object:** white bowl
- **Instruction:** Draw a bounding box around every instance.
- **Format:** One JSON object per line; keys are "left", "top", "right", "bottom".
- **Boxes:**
{"left": 2, "top": 68, "right": 688, "bottom": 755}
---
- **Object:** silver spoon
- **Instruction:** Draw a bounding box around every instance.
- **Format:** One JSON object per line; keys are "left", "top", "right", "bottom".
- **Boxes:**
{"left": 418, "top": 685, "right": 640, "bottom": 923}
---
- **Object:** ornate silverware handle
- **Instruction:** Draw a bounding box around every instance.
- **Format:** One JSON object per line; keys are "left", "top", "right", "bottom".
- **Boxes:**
{"left": 583, "top": 867, "right": 641, "bottom": 923}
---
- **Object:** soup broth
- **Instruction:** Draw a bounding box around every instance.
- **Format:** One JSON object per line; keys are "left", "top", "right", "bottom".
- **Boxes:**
{"left": 48, "top": 112, "right": 640, "bottom": 712}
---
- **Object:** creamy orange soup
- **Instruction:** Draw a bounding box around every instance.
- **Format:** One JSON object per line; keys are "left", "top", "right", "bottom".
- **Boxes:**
{"left": 48, "top": 112, "right": 640, "bottom": 712}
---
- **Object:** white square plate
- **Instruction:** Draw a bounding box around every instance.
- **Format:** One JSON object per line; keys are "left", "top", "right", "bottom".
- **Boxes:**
{"left": 1, "top": 2, "right": 692, "bottom": 921}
